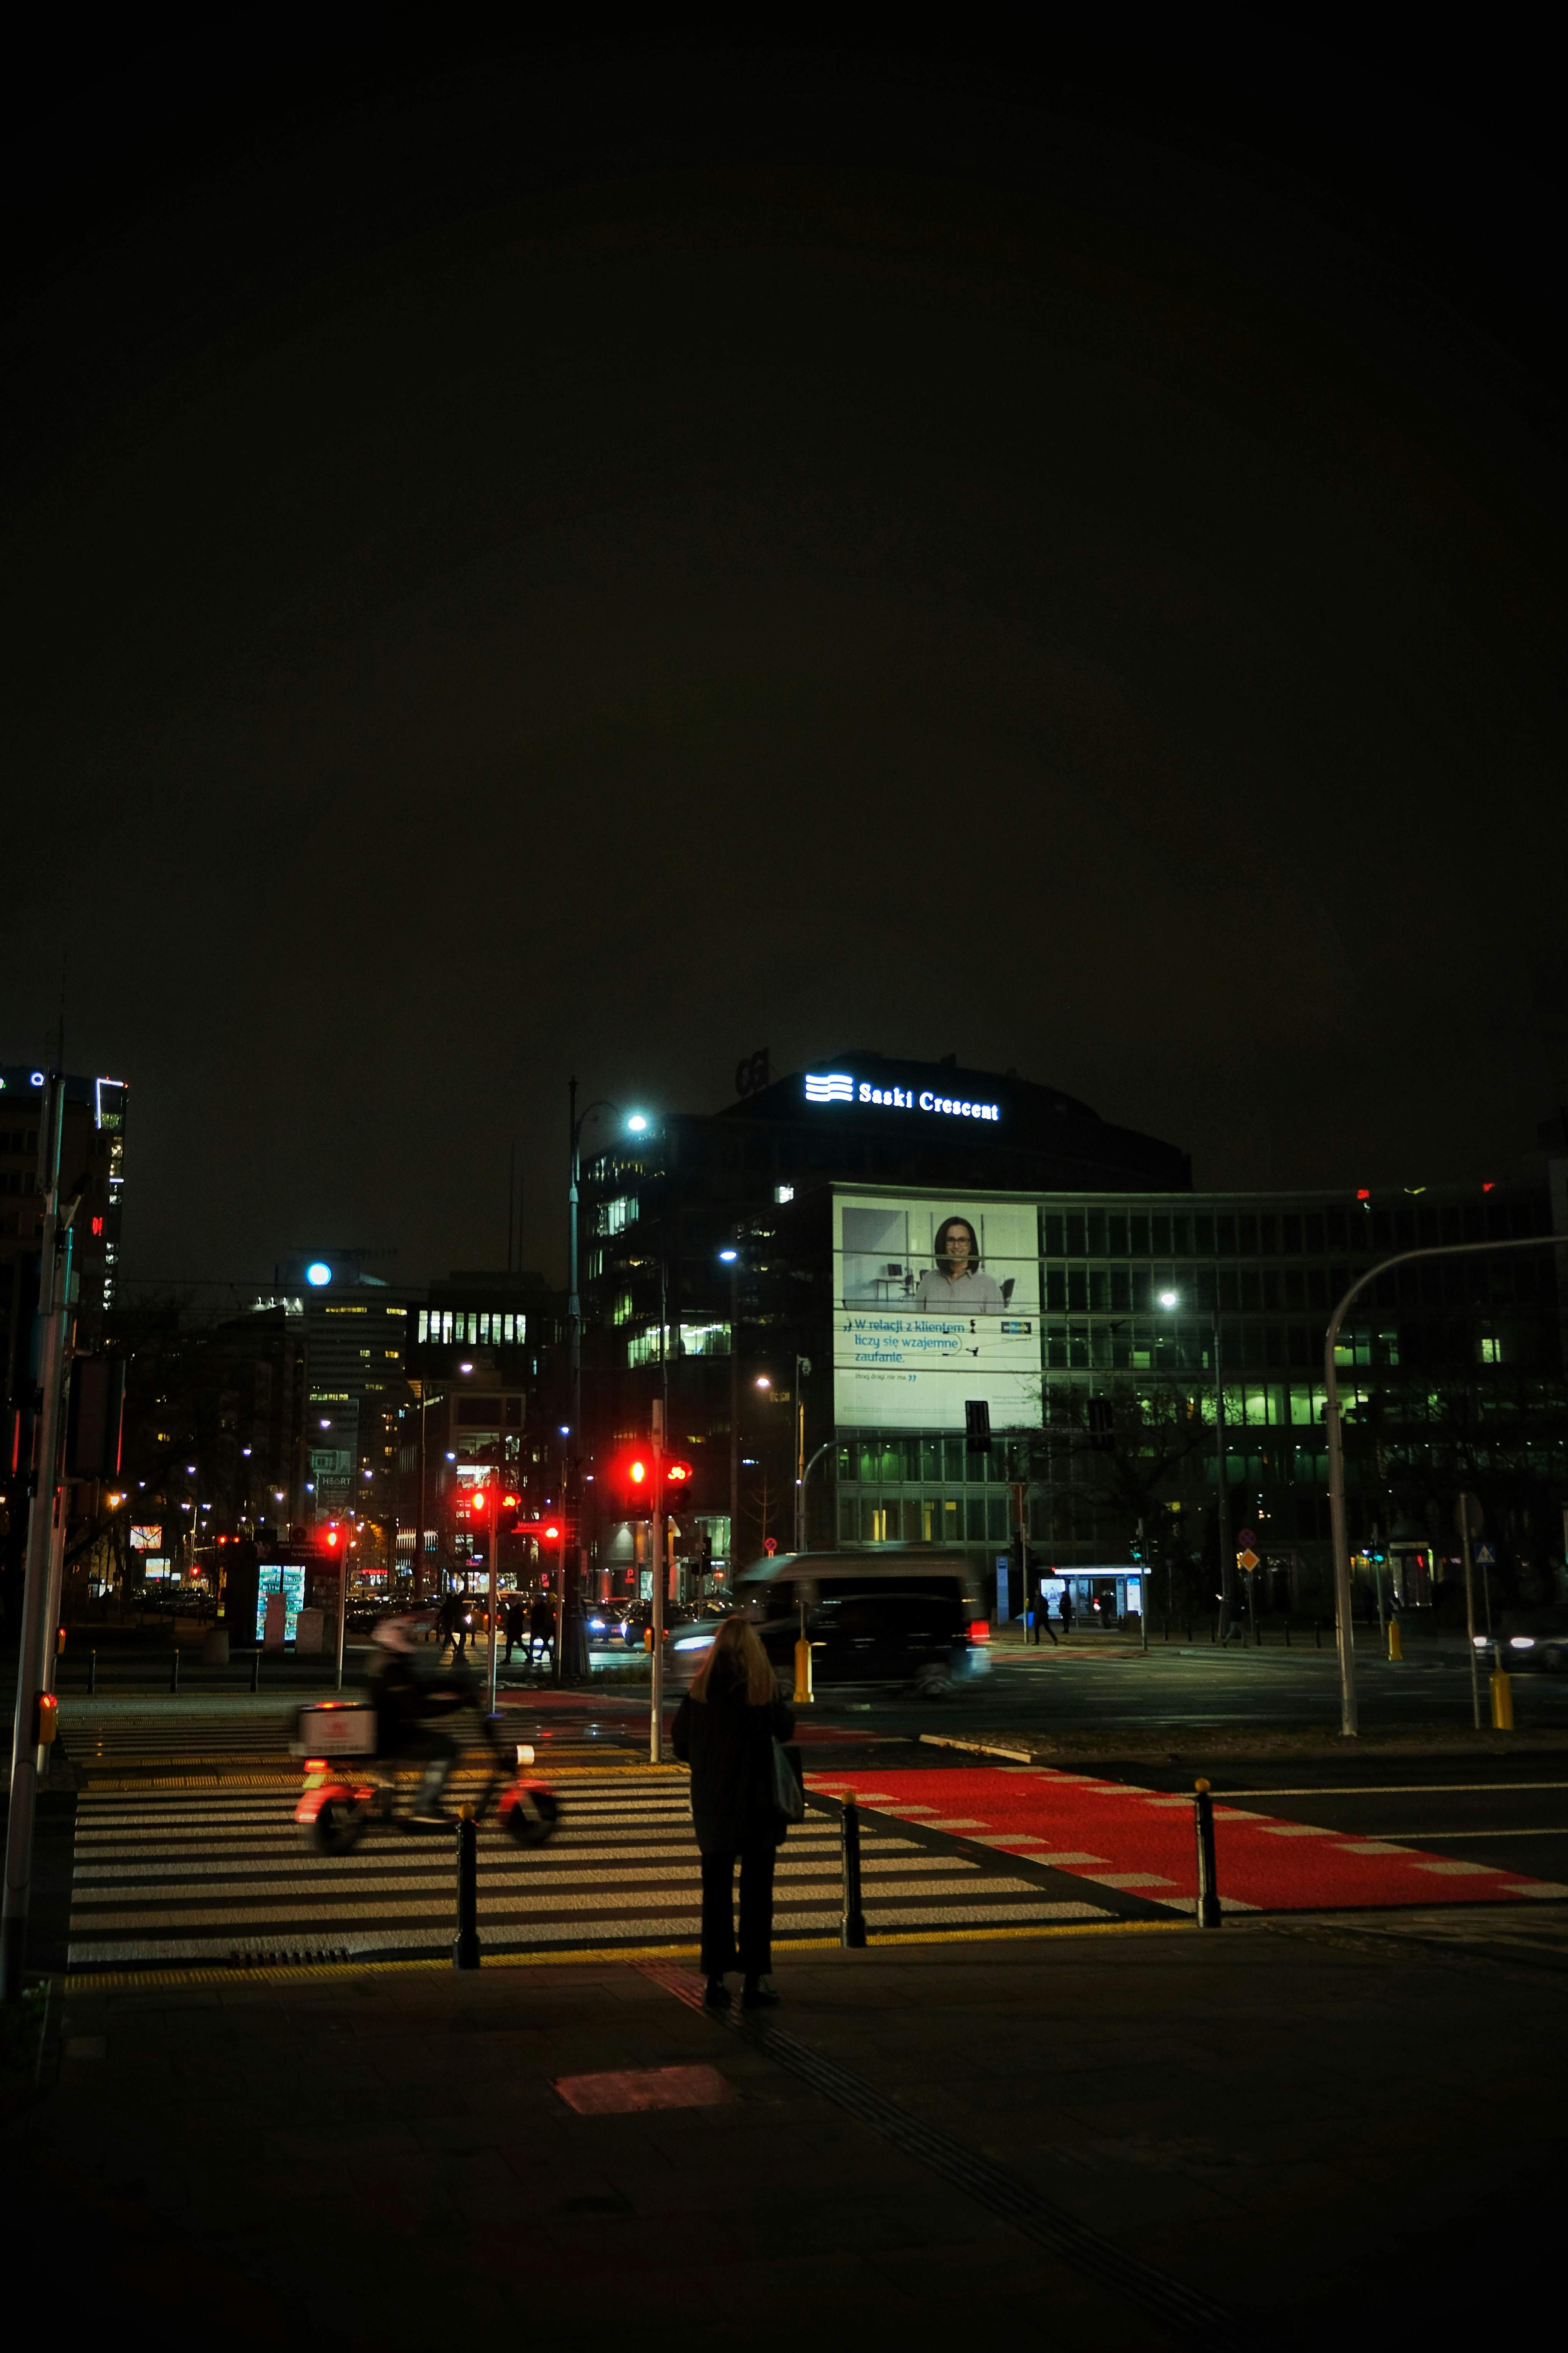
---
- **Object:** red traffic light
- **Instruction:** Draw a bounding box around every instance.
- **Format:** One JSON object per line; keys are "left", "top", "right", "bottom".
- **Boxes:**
{"left": 323, "top": 1527, "right": 341, "bottom": 1550}
{"left": 501, "top": 1493, "right": 519, "bottom": 1510}
{"left": 543, "top": 1522, "right": 560, "bottom": 1541}
{"left": 627, "top": 1457, "right": 649, "bottom": 1486}
{"left": 666, "top": 1460, "right": 693, "bottom": 1484}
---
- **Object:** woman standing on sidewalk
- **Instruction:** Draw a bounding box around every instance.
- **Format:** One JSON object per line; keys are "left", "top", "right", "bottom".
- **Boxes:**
{"left": 672, "top": 1615, "right": 795, "bottom": 2011}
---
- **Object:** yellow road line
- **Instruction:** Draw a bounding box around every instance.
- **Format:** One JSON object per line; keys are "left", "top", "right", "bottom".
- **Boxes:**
{"left": 60, "top": 1915, "right": 1181, "bottom": 1995}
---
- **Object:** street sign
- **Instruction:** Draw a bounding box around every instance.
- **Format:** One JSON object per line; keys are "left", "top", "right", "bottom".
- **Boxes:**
{"left": 1475, "top": 1544, "right": 1496, "bottom": 1567}
{"left": 1238, "top": 1548, "right": 1260, "bottom": 1573}
{"left": 1236, "top": 1528, "right": 1255, "bottom": 1550}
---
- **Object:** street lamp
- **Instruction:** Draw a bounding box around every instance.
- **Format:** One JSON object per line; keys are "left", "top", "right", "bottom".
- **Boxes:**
{"left": 719, "top": 1246, "right": 741, "bottom": 1564}
{"left": 1159, "top": 1287, "right": 1234, "bottom": 1643}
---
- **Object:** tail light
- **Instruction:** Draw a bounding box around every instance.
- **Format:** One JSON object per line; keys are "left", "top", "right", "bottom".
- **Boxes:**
{"left": 969, "top": 1620, "right": 990, "bottom": 1644}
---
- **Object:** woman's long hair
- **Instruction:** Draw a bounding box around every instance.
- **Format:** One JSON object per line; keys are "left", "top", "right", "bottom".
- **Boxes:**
{"left": 688, "top": 1612, "right": 776, "bottom": 1705}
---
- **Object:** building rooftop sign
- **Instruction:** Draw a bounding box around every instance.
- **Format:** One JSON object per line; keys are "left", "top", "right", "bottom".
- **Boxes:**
{"left": 803, "top": 1071, "right": 1002, "bottom": 1124}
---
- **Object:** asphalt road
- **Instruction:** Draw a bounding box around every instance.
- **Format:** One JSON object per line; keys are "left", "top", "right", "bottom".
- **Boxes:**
{"left": 799, "top": 1637, "right": 1568, "bottom": 1741}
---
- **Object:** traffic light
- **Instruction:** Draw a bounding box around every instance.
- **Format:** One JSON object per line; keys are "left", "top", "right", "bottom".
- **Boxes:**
{"left": 322, "top": 1525, "right": 342, "bottom": 1552}
{"left": 665, "top": 1460, "right": 693, "bottom": 1486}
{"left": 497, "top": 1492, "right": 521, "bottom": 1533}
{"left": 612, "top": 1450, "right": 653, "bottom": 1507}
{"left": 1129, "top": 1534, "right": 1144, "bottom": 1566}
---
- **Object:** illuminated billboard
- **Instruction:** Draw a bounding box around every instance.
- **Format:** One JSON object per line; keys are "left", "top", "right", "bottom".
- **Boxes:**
{"left": 833, "top": 1193, "right": 1041, "bottom": 1430}
{"left": 129, "top": 1524, "right": 162, "bottom": 1552}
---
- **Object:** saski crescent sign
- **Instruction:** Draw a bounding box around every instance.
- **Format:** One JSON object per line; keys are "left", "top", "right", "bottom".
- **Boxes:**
{"left": 803, "top": 1072, "right": 1001, "bottom": 1123}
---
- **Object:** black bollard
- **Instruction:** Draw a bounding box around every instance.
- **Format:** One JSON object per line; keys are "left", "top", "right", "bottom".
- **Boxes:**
{"left": 453, "top": 1807, "right": 481, "bottom": 1970}
{"left": 250, "top": 1648, "right": 261, "bottom": 1693}
{"left": 88, "top": 1649, "right": 97, "bottom": 1695}
{"left": 840, "top": 1800, "right": 867, "bottom": 1950}
{"left": 1193, "top": 1779, "right": 1222, "bottom": 1928}
{"left": 170, "top": 1647, "right": 180, "bottom": 1694}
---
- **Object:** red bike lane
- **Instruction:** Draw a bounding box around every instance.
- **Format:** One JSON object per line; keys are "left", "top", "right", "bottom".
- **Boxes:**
{"left": 806, "top": 1764, "right": 1568, "bottom": 1912}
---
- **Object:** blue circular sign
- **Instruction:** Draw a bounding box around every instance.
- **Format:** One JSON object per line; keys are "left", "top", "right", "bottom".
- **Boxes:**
{"left": 305, "top": 1261, "right": 333, "bottom": 1288}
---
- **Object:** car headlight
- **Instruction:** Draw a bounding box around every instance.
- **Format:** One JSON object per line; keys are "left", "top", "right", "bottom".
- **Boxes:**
{"left": 673, "top": 1634, "right": 715, "bottom": 1653}
{"left": 1510, "top": 1636, "right": 1535, "bottom": 1649}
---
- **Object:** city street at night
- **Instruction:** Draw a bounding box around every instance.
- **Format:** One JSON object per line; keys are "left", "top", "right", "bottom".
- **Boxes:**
{"left": 7, "top": 16, "right": 1568, "bottom": 2346}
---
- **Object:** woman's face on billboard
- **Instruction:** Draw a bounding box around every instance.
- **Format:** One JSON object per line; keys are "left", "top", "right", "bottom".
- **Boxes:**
{"left": 938, "top": 1221, "right": 973, "bottom": 1273}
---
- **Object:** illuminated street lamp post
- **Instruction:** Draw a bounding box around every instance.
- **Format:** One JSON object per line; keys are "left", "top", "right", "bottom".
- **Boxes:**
{"left": 719, "top": 1247, "right": 740, "bottom": 1565}
{"left": 566, "top": 1083, "right": 649, "bottom": 1672}
{"left": 1323, "top": 1233, "right": 1568, "bottom": 1738}
{"left": 1159, "top": 1289, "right": 1233, "bottom": 1643}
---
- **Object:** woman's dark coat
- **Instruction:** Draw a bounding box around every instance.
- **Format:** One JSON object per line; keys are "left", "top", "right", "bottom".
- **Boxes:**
{"left": 671, "top": 1663, "right": 796, "bottom": 1854}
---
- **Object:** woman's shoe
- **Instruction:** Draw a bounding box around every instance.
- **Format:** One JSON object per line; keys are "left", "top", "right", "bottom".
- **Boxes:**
{"left": 703, "top": 1976, "right": 731, "bottom": 2009}
{"left": 741, "top": 1976, "right": 781, "bottom": 2009}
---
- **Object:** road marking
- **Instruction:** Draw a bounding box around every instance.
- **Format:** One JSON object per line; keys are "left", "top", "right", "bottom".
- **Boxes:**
{"left": 1219, "top": 1783, "right": 1568, "bottom": 1799}
{"left": 66, "top": 1770, "right": 1113, "bottom": 1973}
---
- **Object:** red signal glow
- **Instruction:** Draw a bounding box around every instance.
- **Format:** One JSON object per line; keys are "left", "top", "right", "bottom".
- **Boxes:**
{"left": 502, "top": 1493, "right": 519, "bottom": 1510}
{"left": 324, "top": 1528, "right": 341, "bottom": 1549}
{"left": 543, "top": 1523, "right": 560, "bottom": 1540}
{"left": 1356, "top": 1189, "right": 1370, "bottom": 1202}
{"left": 666, "top": 1460, "right": 693, "bottom": 1483}
{"left": 628, "top": 1458, "right": 649, "bottom": 1485}
{"left": 1482, "top": 1180, "right": 1496, "bottom": 1193}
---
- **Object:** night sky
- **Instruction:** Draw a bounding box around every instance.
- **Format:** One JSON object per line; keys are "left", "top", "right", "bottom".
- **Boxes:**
{"left": 5, "top": 18, "right": 1565, "bottom": 1291}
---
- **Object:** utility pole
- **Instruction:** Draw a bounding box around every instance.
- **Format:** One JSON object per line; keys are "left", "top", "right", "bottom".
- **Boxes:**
{"left": 2, "top": 1073, "right": 72, "bottom": 2002}
{"left": 725, "top": 1248, "right": 740, "bottom": 1570}
{"left": 1212, "top": 1308, "right": 1233, "bottom": 1645}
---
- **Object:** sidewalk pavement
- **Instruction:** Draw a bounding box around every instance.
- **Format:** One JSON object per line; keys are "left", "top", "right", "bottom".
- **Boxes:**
{"left": 8, "top": 1904, "right": 1567, "bottom": 2350}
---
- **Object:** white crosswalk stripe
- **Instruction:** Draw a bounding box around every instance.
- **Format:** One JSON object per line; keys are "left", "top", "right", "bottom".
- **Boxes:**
{"left": 68, "top": 1769, "right": 1109, "bottom": 1971}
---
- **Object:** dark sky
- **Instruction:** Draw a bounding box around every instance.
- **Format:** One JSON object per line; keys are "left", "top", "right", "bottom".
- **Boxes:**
{"left": 5, "top": 16, "right": 1566, "bottom": 1291}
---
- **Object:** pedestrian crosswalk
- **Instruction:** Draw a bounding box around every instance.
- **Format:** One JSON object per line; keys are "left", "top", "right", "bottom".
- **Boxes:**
{"left": 67, "top": 1767, "right": 1111, "bottom": 1973}
{"left": 65, "top": 1708, "right": 301, "bottom": 1767}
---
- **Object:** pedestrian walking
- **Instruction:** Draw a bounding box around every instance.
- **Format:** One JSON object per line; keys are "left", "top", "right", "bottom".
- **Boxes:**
{"left": 529, "top": 1591, "right": 555, "bottom": 1668}
{"left": 435, "top": 1590, "right": 461, "bottom": 1659}
{"left": 671, "top": 1615, "right": 795, "bottom": 2012}
{"left": 1031, "top": 1570, "right": 1057, "bottom": 1646}
{"left": 504, "top": 1598, "right": 526, "bottom": 1664}
{"left": 1056, "top": 1586, "right": 1073, "bottom": 1640}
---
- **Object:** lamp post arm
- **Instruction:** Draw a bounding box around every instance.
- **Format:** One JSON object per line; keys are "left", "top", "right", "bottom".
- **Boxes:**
{"left": 1324, "top": 1230, "right": 1568, "bottom": 1740}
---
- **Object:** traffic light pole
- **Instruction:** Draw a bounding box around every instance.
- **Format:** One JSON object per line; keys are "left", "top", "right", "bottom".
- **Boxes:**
{"left": 486, "top": 1510, "right": 499, "bottom": 1713}
{"left": 650, "top": 1401, "right": 665, "bottom": 1763}
{"left": 2, "top": 1075, "right": 70, "bottom": 2003}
